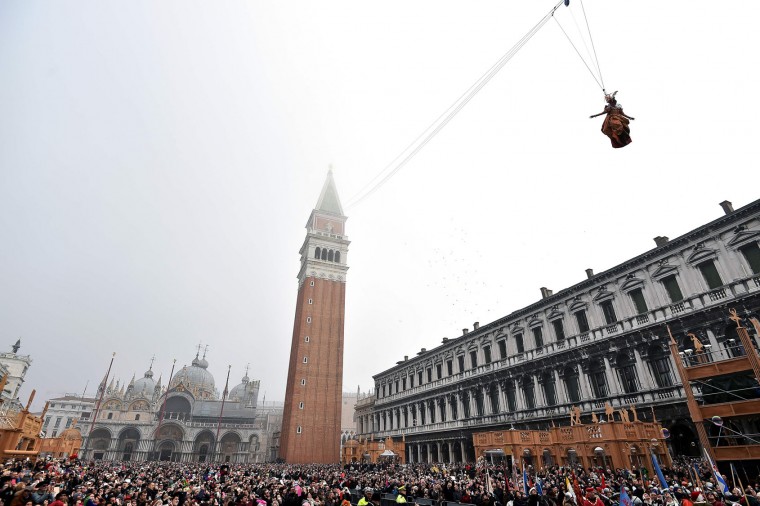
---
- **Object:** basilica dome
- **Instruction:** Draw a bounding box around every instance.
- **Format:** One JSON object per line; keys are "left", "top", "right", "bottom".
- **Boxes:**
{"left": 229, "top": 374, "right": 250, "bottom": 401}
{"left": 169, "top": 354, "right": 216, "bottom": 399}
{"left": 133, "top": 367, "right": 156, "bottom": 395}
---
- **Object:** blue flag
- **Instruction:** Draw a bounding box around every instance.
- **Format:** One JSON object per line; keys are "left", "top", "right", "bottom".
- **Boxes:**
{"left": 523, "top": 463, "right": 530, "bottom": 495}
{"left": 651, "top": 452, "right": 669, "bottom": 489}
{"left": 703, "top": 448, "right": 730, "bottom": 495}
{"left": 620, "top": 486, "right": 633, "bottom": 506}
{"left": 536, "top": 477, "right": 543, "bottom": 495}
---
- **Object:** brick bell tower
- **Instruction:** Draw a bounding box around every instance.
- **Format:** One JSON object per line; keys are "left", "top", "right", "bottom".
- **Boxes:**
{"left": 280, "top": 170, "right": 349, "bottom": 463}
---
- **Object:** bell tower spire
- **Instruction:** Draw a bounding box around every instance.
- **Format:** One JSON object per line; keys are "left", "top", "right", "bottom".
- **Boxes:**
{"left": 280, "top": 169, "right": 350, "bottom": 464}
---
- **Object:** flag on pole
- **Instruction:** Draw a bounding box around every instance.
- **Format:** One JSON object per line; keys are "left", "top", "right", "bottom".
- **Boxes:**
{"left": 565, "top": 477, "right": 576, "bottom": 502}
{"left": 703, "top": 448, "right": 730, "bottom": 495}
{"left": 730, "top": 463, "right": 745, "bottom": 494}
{"left": 523, "top": 462, "right": 530, "bottom": 495}
{"left": 535, "top": 476, "right": 543, "bottom": 495}
{"left": 691, "top": 463, "right": 704, "bottom": 490}
{"left": 619, "top": 485, "right": 634, "bottom": 506}
{"left": 651, "top": 452, "right": 669, "bottom": 489}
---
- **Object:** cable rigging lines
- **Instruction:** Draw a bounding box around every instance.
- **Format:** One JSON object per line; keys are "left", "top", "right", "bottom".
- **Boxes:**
{"left": 344, "top": 0, "right": 567, "bottom": 209}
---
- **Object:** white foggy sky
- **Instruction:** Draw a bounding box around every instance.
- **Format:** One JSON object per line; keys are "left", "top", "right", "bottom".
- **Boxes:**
{"left": 1, "top": 1, "right": 759, "bottom": 409}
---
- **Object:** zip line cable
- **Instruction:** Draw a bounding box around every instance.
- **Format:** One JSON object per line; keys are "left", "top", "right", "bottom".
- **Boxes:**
{"left": 579, "top": 0, "right": 605, "bottom": 91}
{"left": 345, "top": 0, "right": 566, "bottom": 209}
{"left": 568, "top": 6, "right": 599, "bottom": 81}
{"left": 553, "top": 16, "right": 604, "bottom": 90}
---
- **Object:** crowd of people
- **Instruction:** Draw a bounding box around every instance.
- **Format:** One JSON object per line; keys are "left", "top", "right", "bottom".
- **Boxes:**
{"left": 0, "top": 457, "right": 757, "bottom": 506}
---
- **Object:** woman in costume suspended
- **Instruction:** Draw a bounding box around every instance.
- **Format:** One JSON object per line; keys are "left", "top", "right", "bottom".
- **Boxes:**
{"left": 590, "top": 91, "right": 635, "bottom": 148}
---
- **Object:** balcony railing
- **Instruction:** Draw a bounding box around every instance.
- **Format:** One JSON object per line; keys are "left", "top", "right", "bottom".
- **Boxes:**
{"left": 709, "top": 288, "right": 727, "bottom": 301}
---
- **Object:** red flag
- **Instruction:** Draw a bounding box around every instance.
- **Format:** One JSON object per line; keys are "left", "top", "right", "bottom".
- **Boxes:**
{"left": 601, "top": 474, "right": 606, "bottom": 490}
{"left": 573, "top": 474, "right": 583, "bottom": 501}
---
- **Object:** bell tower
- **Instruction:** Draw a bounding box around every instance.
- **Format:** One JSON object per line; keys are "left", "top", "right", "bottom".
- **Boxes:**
{"left": 280, "top": 170, "right": 349, "bottom": 463}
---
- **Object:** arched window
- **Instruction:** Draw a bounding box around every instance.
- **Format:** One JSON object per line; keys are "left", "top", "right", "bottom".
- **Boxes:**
{"left": 296, "top": 426, "right": 302, "bottom": 434}
{"left": 135, "top": 414, "right": 140, "bottom": 421}
{"left": 589, "top": 359, "right": 608, "bottom": 397}
{"left": 314, "top": 247, "right": 321, "bottom": 259}
{"left": 489, "top": 384, "right": 500, "bottom": 413}
{"left": 505, "top": 381, "right": 517, "bottom": 412}
{"left": 617, "top": 351, "right": 640, "bottom": 394}
{"left": 648, "top": 344, "right": 674, "bottom": 388}
{"left": 335, "top": 251, "right": 341, "bottom": 263}
{"left": 542, "top": 372, "right": 557, "bottom": 406}
{"left": 321, "top": 249, "right": 327, "bottom": 260}
{"left": 107, "top": 413, "right": 113, "bottom": 420}
{"left": 328, "top": 250, "right": 334, "bottom": 262}
{"left": 564, "top": 365, "right": 582, "bottom": 403}
{"left": 522, "top": 376, "right": 536, "bottom": 410}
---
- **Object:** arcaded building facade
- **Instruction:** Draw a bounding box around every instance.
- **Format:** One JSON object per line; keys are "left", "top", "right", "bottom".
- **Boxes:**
{"left": 280, "top": 171, "right": 349, "bottom": 463}
{"left": 356, "top": 199, "right": 760, "bottom": 463}
{"left": 79, "top": 352, "right": 283, "bottom": 462}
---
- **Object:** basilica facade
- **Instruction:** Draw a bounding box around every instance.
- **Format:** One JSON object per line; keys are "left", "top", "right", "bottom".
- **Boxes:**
{"left": 79, "top": 351, "right": 283, "bottom": 463}
{"left": 356, "top": 199, "right": 760, "bottom": 464}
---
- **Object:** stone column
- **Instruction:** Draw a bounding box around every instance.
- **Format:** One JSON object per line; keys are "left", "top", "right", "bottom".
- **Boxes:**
{"left": 515, "top": 382, "right": 525, "bottom": 411}
{"left": 470, "top": 388, "right": 479, "bottom": 416}
{"left": 460, "top": 440, "right": 467, "bottom": 463}
{"left": 482, "top": 385, "right": 492, "bottom": 416}
{"left": 495, "top": 382, "right": 504, "bottom": 413}
{"left": 533, "top": 375, "right": 543, "bottom": 407}
{"left": 554, "top": 369, "right": 568, "bottom": 404}
{"left": 448, "top": 441, "right": 454, "bottom": 463}
{"left": 436, "top": 441, "right": 442, "bottom": 463}
{"left": 426, "top": 443, "right": 432, "bottom": 463}
{"left": 704, "top": 328, "right": 721, "bottom": 357}
{"left": 604, "top": 356, "right": 621, "bottom": 396}
{"left": 456, "top": 392, "right": 465, "bottom": 419}
{"left": 578, "top": 367, "right": 593, "bottom": 400}
{"left": 633, "top": 348, "right": 653, "bottom": 391}
{"left": 502, "top": 381, "right": 512, "bottom": 411}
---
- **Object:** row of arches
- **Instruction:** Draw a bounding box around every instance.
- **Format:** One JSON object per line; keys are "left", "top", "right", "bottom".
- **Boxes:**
{"left": 314, "top": 247, "right": 341, "bottom": 263}
{"left": 88, "top": 425, "right": 260, "bottom": 462}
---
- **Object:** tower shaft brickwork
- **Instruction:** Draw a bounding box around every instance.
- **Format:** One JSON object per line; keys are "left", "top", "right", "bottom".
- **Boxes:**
{"left": 280, "top": 171, "right": 349, "bottom": 463}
